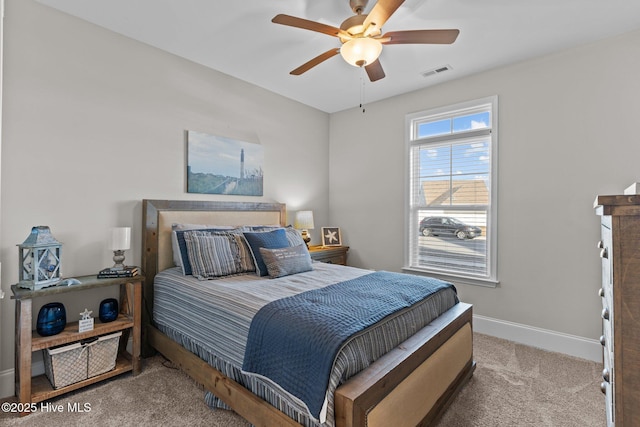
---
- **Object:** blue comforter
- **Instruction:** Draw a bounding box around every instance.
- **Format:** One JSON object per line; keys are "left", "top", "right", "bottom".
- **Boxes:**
{"left": 242, "top": 271, "right": 457, "bottom": 419}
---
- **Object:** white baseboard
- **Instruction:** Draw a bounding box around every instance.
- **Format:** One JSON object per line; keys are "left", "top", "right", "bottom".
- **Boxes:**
{"left": 0, "top": 358, "right": 48, "bottom": 399}
{"left": 0, "top": 368, "right": 14, "bottom": 399}
{"left": 473, "top": 314, "right": 602, "bottom": 363}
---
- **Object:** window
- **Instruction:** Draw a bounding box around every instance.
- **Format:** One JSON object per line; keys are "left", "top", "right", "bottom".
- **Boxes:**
{"left": 405, "top": 96, "right": 498, "bottom": 285}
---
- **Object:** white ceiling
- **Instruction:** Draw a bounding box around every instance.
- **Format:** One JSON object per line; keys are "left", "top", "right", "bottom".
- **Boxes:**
{"left": 35, "top": 0, "right": 640, "bottom": 113}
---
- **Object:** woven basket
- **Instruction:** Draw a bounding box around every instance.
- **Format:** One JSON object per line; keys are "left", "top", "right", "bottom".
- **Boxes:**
{"left": 43, "top": 331, "right": 121, "bottom": 389}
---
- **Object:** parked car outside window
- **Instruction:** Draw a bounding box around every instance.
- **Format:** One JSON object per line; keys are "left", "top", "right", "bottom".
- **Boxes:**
{"left": 419, "top": 216, "right": 482, "bottom": 240}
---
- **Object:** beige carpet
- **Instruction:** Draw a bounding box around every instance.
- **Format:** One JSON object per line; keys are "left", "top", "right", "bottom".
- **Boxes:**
{"left": 1, "top": 333, "right": 605, "bottom": 426}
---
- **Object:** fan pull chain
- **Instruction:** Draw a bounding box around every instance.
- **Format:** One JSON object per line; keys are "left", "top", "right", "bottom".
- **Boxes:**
{"left": 360, "top": 67, "right": 366, "bottom": 113}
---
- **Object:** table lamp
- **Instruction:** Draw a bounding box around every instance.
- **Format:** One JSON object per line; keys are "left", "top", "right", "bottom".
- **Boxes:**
{"left": 110, "top": 227, "right": 131, "bottom": 270}
{"left": 294, "top": 210, "right": 314, "bottom": 247}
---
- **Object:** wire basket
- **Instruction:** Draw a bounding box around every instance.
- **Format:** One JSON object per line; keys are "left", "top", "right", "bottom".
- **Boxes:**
{"left": 43, "top": 331, "right": 121, "bottom": 389}
{"left": 88, "top": 332, "right": 121, "bottom": 377}
{"left": 43, "top": 341, "right": 87, "bottom": 389}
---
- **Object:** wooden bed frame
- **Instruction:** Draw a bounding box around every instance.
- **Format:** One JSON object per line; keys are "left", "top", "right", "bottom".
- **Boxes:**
{"left": 141, "top": 199, "right": 475, "bottom": 427}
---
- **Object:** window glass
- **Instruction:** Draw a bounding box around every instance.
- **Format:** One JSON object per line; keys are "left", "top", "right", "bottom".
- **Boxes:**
{"left": 406, "top": 97, "right": 497, "bottom": 283}
{"left": 417, "top": 118, "right": 451, "bottom": 138}
{"left": 452, "top": 112, "right": 490, "bottom": 132}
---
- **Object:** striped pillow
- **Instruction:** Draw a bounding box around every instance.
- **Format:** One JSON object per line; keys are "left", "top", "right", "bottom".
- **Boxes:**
{"left": 259, "top": 244, "right": 313, "bottom": 278}
{"left": 183, "top": 231, "right": 255, "bottom": 280}
{"left": 173, "top": 227, "right": 241, "bottom": 275}
{"left": 242, "top": 225, "right": 306, "bottom": 247}
{"left": 284, "top": 226, "right": 306, "bottom": 247}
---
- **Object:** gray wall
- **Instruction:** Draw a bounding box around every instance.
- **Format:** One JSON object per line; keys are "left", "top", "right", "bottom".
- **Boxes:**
{"left": 329, "top": 28, "right": 640, "bottom": 340}
{"left": 0, "top": 0, "right": 330, "bottom": 380}
{"left": 3, "top": 0, "right": 640, "bottom": 397}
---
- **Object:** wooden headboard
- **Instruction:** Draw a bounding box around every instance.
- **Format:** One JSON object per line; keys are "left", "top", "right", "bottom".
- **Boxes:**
{"left": 140, "top": 199, "right": 286, "bottom": 354}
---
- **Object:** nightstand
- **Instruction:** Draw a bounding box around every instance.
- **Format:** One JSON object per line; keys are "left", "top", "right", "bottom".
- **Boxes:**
{"left": 11, "top": 274, "right": 143, "bottom": 416}
{"left": 308, "top": 245, "right": 349, "bottom": 265}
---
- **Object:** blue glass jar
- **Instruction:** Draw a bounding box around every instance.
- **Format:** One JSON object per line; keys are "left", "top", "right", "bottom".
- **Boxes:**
{"left": 36, "top": 302, "right": 66, "bottom": 336}
{"left": 99, "top": 298, "right": 119, "bottom": 323}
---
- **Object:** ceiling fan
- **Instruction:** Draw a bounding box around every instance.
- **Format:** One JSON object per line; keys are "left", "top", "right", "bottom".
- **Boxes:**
{"left": 272, "top": 0, "right": 459, "bottom": 82}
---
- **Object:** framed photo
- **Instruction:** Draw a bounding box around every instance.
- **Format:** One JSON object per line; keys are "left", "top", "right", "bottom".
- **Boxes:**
{"left": 187, "top": 130, "right": 263, "bottom": 196}
{"left": 321, "top": 227, "right": 342, "bottom": 246}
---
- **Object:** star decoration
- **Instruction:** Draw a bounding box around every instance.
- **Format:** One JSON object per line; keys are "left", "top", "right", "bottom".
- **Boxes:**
{"left": 324, "top": 230, "right": 338, "bottom": 243}
{"left": 80, "top": 309, "right": 93, "bottom": 320}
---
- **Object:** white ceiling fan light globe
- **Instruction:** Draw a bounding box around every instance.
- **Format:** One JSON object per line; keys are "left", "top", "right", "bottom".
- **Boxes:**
{"left": 340, "top": 37, "right": 383, "bottom": 67}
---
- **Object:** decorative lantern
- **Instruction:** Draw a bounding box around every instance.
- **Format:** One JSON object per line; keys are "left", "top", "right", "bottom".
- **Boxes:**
{"left": 18, "top": 226, "right": 62, "bottom": 290}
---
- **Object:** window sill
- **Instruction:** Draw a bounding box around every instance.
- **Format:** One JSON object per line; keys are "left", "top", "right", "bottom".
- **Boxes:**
{"left": 402, "top": 267, "right": 499, "bottom": 288}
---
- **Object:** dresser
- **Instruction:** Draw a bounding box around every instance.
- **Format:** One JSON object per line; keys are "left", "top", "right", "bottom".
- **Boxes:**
{"left": 594, "top": 194, "right": 640, "bottom": 427}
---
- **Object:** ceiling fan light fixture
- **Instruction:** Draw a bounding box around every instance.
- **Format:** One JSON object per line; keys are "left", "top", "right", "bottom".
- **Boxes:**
{"left": 340, "top": 37, "right": 383, "bottom": 67}
{"left": 272, "top": 0, "right": 460, "bottom": 81}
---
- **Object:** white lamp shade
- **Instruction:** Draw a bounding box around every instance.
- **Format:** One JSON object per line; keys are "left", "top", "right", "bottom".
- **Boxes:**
{"left": 340, "top": 37, "right": 383, "bottom": 67}
{"left": 294, "top": 211, "right": 315, "bottom": 230}
{"left": 110, "top": 227, "right": 131, "bottom": 251}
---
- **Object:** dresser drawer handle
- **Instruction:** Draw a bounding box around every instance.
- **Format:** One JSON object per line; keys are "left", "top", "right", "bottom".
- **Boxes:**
{"left": 597, "top": 240, "right": 604, "bottom": 249}
{"left": 600, "top": 382, "right": 608, "bottom": 394}
{"left": 602, "top": 368, "right": 610, "bottom": 383}
{"left": 598, "top": 288, "right": 605, "bottom": 298}
{"left": 600, "top": 335, "right": 606, "bottom": 346}
{"left": 602, "top": 308, "right": 610, "bottom": 320}
{"left": 600, "top": 248, "right": 608, "bottom": 259}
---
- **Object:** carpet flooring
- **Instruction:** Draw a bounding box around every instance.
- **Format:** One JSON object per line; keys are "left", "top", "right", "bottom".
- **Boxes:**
{"left": 0, "top": 333, "right": 605, "bottom": 426}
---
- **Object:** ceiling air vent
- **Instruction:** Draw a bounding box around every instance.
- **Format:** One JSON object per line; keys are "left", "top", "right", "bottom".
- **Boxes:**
{"left": 421, "top": 65, "right": 452, "bottom": 78}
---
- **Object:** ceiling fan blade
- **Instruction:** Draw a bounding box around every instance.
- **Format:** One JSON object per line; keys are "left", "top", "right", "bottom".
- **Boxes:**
{"left": 290, "top": 48, "right": 341, "bottom": 75}
{"left": 382, "top": 29, "right": 460, "bottom": 45}
{"left": 363, "top": 0, "right": 406, "bottom": 36}
{"left": 365, "top": 59, "right": 386, "bottom": 82}
{"left": 272, "top": 14, "right": 351, "bottom": 39}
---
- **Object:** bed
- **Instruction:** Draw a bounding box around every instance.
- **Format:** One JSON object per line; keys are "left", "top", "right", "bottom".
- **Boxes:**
{"left": 141, "top": 199, "right": 475, "bottom": 427}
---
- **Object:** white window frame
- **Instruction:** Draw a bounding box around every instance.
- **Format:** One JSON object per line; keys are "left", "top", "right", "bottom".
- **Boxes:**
{"left": 403, "top": 96, "right": 498, "bottom": 286}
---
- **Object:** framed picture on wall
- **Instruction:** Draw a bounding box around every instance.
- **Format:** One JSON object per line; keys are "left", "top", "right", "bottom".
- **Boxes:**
{"left": 186, "top": 130, "right": 264, "bottom": 196}
{"left": 321, "top": 227, "right": 342, "bottom": 246}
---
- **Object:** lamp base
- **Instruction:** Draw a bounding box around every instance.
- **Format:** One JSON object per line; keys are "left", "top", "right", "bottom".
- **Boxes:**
{"left": 112, "top": 250, "right": 126, "bottom": 271}
{"left": 301, "top": 230, "right": 311, "bottom": 248}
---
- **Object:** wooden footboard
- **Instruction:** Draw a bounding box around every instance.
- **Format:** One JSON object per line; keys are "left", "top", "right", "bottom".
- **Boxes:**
{"left": 335, "top": 302, "right": 473, "bottom": 427}
{"left": 148, "top": 302, "right": 473, "bottom": 427}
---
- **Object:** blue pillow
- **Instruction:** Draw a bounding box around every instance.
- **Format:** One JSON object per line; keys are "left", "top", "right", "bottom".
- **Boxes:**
{"left": 243, "top": 228, "right": 289, "bottom": 276}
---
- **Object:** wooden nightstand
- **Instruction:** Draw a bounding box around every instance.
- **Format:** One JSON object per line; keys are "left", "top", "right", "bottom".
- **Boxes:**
{"left": 308, "top": 245, "right": 349, "bottom": 265}
{"left": 11, "top": 274, "right": 143, "bottom": 415}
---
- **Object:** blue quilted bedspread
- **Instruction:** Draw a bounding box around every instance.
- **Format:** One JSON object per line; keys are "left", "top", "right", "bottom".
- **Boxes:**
{"left": 241, "top": 271, "right": 456, "bottom": 419}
